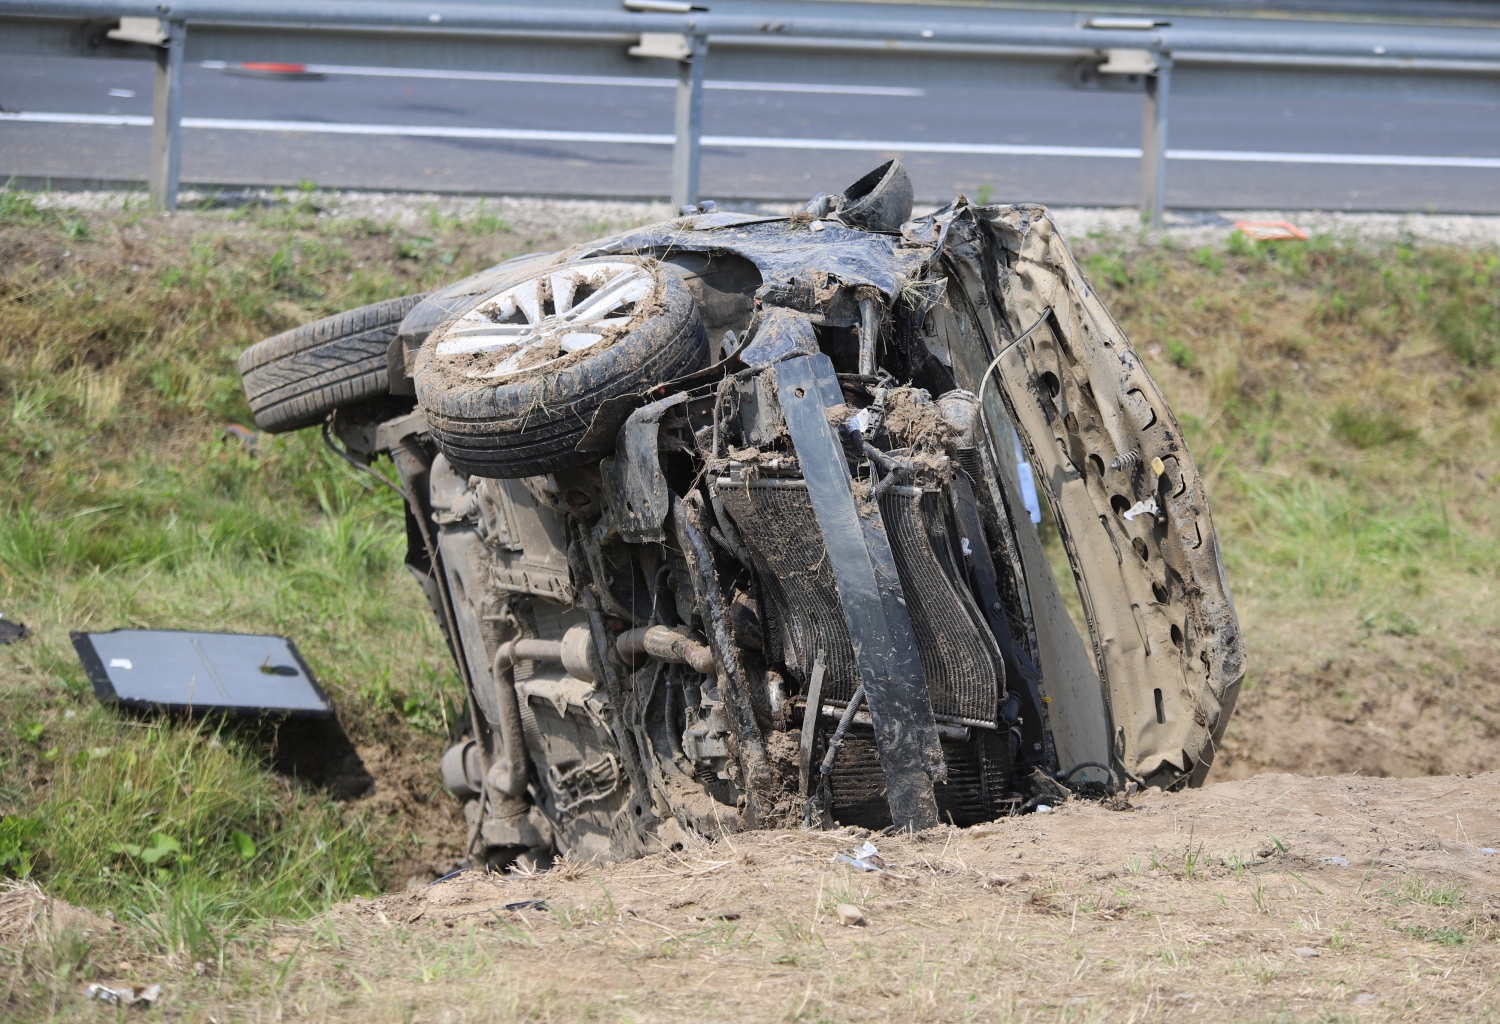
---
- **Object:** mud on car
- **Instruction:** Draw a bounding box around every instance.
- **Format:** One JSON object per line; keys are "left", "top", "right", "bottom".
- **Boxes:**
{"left": 238, "top": 162, "right": 1244, "bottom": 867}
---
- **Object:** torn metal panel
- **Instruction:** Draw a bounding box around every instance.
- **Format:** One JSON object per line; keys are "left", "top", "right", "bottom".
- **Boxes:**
{"left": 587, "top": 217, "right": 910, "bottom": 307}
{"left": 984, "top": 208, "right": 1245, "bottom": 786}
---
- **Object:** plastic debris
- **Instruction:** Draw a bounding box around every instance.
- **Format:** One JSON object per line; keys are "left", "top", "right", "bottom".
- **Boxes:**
{"left": 1483, "top": 848, "right": 1496, "bottom": 855}
{"left": 1321, "top": 855, "right": 1349, "bottom": 867}
{"left": 1013, "top": 435, "right": 1042, "bottom": 524}
{"left": 1121, "top": 497, "right": 1159, "bottom": 522}
{"left": 0, "top": 616, "right": 29, "bottom": 645}
{"left": 73, "top": 629, "right": 331, "bottom": 718}
{"left": 1290, "top": 947, "right": 1322, "bottom": 958}
{"left": 833, "top": 840, "right": 885, "bottom": 873}
{"left": 1035, "top": 804, "right": 1053, "bottom": 813}
{"left": 1233, "top": 220, "right": 1308, "bottom": 242}
{"left": 836, "top": 903, "right": 866, "bottom": 926}
{"left": 502, "top": 899, "right": 547, "bottom": 912}
{"left": 223, "top": 424, "right": 258, "bottom": 452}
{"left": 85, "top": 982, "right": 161, "bottom": 1007}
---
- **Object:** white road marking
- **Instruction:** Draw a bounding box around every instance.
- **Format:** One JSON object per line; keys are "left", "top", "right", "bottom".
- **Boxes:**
{"left": 6, "top": 111, "right": 1500, "bottom": 169}
{"left": 199, "top": 60, "right": 925, "bottom": 96}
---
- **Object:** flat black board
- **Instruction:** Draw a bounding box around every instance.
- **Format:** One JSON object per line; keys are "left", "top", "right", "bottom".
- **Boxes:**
{"left": 71, "top": 629, "right": 331, "bottom": 718}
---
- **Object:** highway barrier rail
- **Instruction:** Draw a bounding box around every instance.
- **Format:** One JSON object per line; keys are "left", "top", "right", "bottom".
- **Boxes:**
{"left": 3, "top": 0, "right": 1500, "bottom": 222}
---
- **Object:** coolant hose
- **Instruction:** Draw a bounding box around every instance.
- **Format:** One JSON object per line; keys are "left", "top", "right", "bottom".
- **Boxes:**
{"left": 488, "top": 637, "right": 564, "bottom": 798}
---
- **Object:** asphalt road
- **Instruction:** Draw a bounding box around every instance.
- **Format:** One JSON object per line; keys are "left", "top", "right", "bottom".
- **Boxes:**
{"left": 4, "top": 52, "right": 1500, "bottom": 212}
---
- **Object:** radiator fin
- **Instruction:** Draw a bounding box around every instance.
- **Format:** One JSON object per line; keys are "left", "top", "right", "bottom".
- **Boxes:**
{"left": 879, "top": 486, "right": 1003, "bottom": 724}
{"left": 718, "top": 480, "right": 859, "bottom": 702}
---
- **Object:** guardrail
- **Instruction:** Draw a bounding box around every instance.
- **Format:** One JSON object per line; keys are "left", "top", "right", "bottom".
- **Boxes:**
{"left": 4, "top": 0, "right": 1500, "bottom": 223}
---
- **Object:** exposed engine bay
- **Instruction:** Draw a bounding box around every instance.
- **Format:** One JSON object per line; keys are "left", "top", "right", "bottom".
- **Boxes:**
{"left": 262, "top": 161, "right": 1245, "bottom": 869}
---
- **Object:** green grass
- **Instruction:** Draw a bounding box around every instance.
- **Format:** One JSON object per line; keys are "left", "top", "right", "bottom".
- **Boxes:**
{"left": 0, "top": 188, "right": 618, "bottom": 951}
{"left": 1067, "top": 233, "right": 1500, "bottom": 618}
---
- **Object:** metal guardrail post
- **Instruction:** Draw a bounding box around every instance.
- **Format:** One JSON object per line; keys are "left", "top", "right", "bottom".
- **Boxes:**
{"left": 149, "top": 19, "right": 185, "bottom": 210}
{"left": 1139, "top": 51, "right": 1171, "bottom": 229}
{"left": 672, "top": 33, "right": 706, "bottom": 211}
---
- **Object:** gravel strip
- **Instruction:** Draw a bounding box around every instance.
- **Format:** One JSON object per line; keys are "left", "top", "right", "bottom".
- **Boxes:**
{"left": 25, "top": 188, "right": 1500, "bottom": 249}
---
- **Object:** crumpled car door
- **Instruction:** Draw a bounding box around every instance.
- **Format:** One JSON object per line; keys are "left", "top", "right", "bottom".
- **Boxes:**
{"left": 983, "top": 206, "right": 1246, "bottom": 788}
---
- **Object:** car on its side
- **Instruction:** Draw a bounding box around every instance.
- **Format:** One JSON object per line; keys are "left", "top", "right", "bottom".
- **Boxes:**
{"left": 239, "top": 162, "right": 1244, "bottom": 868}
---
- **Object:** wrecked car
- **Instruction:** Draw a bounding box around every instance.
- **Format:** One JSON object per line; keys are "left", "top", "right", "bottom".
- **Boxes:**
{"left": 238, "top": 161, "right": 1244, "bottom": 867}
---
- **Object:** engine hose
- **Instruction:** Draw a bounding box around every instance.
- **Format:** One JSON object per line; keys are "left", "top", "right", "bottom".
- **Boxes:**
{"left": 871, "top": 468, "right": 901, "bottom": 500}
{"left": 1058, "top": 761, "right": 1120, "bottom": 792}
{"left": 819, "top": 685, "right": 866, "bottom": 777}
{"left": 488, "top": 638, "right": 563, "bottom": 798}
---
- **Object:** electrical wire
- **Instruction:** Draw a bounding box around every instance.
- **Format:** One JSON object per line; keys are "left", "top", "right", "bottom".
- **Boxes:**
{"left": 975, "top": 305, "right": 1053, "bottom": 415}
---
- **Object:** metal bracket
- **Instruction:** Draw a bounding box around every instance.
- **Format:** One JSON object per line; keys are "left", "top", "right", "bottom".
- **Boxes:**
{"left": 775, "top": 351, "right": 943, "bottom": 831}
{"left": 600, "top": 393, "right": 687, "bottom": 543}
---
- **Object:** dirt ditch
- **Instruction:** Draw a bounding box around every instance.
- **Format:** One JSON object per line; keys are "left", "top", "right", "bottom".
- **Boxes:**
{"left": 112, "top": 771, "right": 1495, "bottom": 1022}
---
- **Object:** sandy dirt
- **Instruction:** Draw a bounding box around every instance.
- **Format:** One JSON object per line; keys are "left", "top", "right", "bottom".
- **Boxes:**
{"left": 43, "top": 770, "right": 1485, "bottom": 1022}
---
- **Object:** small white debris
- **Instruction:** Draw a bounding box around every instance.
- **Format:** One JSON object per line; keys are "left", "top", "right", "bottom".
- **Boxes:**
{"left": 108, "top": 88, "right": 136, "bottom": 98}
{"left": 1035, "top": 804, "right": 1053, "bottom": 813}
{"left": 833, "top": 841, "right": 885, "bottom": 873}
{"left": 1291, "top": 947, "right": 1322, "bottom": 958}
{"left": 109, "top": 658, "right": 133, "bottom": 670}
{"left": 1121, "top": 497, "right": 1159, "bottom": 522}
{"left": 809, "top": 220, "right": 826, "bottom": 232}
{"left": 836, "top": 903, "right": 866, "bottom": 927}
{"left": 1321, "top": 856, "right": 1349, "bottom": 867}
{"left": 86, "top": 983, "right": 160, "bottom": 1006}
{"left": 1482, "top": 848, "right": 1496, "bottom": 855}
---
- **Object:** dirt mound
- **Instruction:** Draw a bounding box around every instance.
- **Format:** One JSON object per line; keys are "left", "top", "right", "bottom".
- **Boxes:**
{"left": 229, "top": 771, "right": 1500, "bottom": 1022}
{"left": 1217, "top": 625, "right": 1500, "bottom": 781}
{"left": 0, "top": 879, "right": 118, "bottom": 947}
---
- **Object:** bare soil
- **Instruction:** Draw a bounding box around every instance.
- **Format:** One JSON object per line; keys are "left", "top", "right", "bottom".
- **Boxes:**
{"left": 14, "top": 771, "right": 1497, "bottom": 1022}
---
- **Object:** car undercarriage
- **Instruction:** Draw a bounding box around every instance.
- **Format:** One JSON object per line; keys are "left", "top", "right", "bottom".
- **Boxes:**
{"left": 239, "top": 161, "right": 1245, "bottom": 869}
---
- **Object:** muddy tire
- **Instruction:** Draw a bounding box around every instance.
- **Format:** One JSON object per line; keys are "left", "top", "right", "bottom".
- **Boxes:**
{"left": 414, "top": 260, "right": 707, "bottom": 479}
{"left": 238, "top": 293, "right": 428, "bottom": 433}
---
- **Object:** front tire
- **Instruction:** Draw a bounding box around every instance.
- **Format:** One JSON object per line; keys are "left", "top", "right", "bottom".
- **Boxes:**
{"left": 413, "top": 259, "right": 707, "bottom": 478}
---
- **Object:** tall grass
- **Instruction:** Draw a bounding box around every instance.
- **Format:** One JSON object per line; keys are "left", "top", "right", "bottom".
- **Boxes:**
{"left": 1080, "top": 234, "right": 1500, "bottom": 629}
{"left": 0, "top": 188, "right": 551, "bottom": 934}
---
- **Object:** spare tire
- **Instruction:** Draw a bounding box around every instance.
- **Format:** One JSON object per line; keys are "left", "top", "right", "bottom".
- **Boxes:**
{"left": 238, "top": 293, "right": 428, "bottom": 433}
{"left": 414, "top": 258, "right": 707, "bottom": 479}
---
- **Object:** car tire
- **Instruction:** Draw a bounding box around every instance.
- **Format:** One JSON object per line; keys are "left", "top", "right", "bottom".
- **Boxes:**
{"left": 414, "top": 259, "right": 707, "bottom": 479}
{"left": 238, "top": 293, "right": 429, "bottom": 433}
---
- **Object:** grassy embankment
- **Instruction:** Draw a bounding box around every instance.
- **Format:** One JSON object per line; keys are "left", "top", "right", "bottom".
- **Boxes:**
{"left": 0, "top": 188, "right": 1497, "bottom": 1015}
{"left": 1073, "top": 231, "right": 1500, "bottom": 780}
{"left": 0, "top": 188, "right": 634, "bottom": 989}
